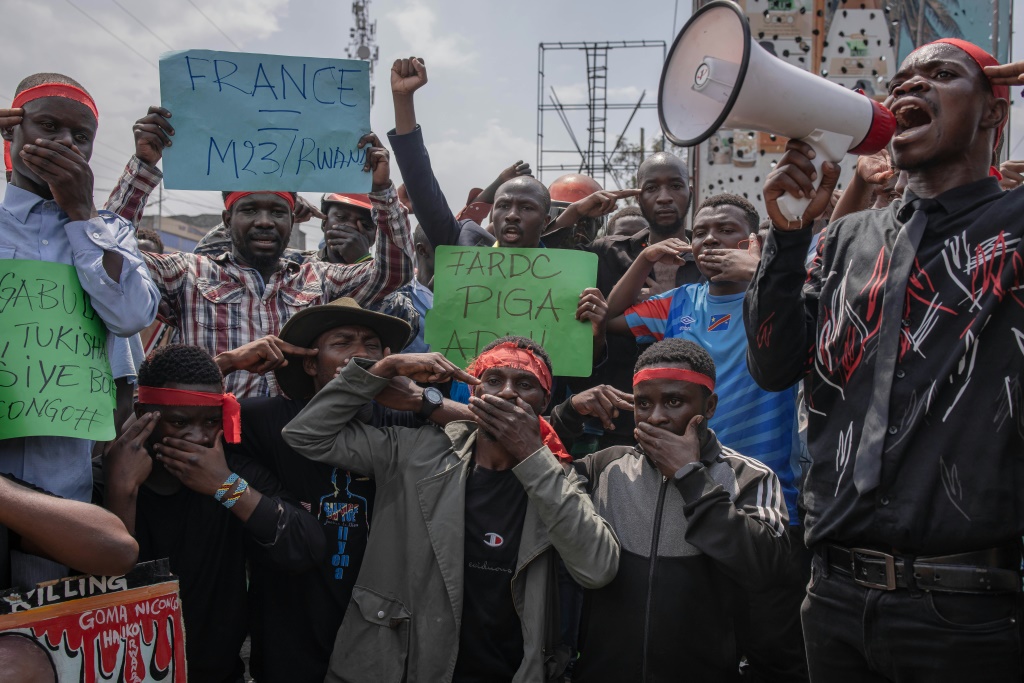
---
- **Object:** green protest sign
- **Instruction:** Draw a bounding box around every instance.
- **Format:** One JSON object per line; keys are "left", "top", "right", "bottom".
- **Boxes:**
{"left": 0, "top": 260, "right": 115, "bottom": 441}
{"left": 425, "top": 246, "right": 598, "bottom": 377}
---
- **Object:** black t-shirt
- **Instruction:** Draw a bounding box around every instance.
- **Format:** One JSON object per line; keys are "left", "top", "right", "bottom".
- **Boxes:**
{"left": 135, "top": 483, "right": 247, "bottom": 683}
{"left": 228, "top": 396, "right": 418, "bottom": 683}
{"left": 452, "top": 463, "right": 529, "bottom": 683}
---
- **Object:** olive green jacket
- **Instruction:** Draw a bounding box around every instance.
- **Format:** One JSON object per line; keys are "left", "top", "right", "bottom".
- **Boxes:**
{"left": 281, "top": 360, "right": 620, "bottom": 683}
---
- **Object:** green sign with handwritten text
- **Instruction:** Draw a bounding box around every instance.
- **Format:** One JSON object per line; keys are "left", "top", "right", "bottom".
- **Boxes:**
{"left": 0, "top": 260, "right": 115, "bottom": 440}
{"left": 425, "top": 247, "right": 598, "bottom": 377}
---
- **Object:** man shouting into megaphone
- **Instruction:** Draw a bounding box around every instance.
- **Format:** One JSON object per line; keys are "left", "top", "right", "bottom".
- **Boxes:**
{"left": 745, "top": 39, "right": 1023, "bottom": 683}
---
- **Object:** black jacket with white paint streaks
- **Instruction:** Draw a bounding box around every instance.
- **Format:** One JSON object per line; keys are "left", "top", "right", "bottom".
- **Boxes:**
{"left": 745, "top": 177, "right": 1024, "bottom": 553}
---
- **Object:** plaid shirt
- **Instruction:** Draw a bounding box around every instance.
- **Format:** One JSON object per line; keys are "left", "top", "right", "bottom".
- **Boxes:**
{"left": 105, "top": 155, "right": 162, "bottom": 224}
{"left": 142, "top": 185, "right": 413, "bottom": 398}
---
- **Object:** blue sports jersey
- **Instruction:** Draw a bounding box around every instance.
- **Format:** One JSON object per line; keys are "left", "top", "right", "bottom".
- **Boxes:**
{"left": 626, "top": 283, "right": 801, "bottom": 524}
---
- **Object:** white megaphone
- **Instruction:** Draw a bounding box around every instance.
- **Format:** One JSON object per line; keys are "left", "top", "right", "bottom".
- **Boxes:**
{"left": 659, "top": 0, "right": 895, "bottom": 221}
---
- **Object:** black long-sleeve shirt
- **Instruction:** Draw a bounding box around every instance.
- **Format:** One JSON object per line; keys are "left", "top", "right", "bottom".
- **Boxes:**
{"left": 745, "top": 177, "right": 1024, "bottom": 553}
{"left": 131, "top": 446, "right": 319, "bottom": 683}
{"left": 228, "top": 396, "right": 420, "bottom": 683}
{"left": 387, "top": 125, "right": 495, "bottom": 248}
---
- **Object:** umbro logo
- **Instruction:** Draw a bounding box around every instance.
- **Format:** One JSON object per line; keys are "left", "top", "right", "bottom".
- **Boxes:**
{"left": 680, "top": 315, "right": 696, "bottom": 331}
{"left": 484, "top": 533, "right": 504, "bottom": 547}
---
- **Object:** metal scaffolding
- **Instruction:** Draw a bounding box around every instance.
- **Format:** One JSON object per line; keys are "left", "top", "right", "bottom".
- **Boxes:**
{"left": 536, "top": 40, "right": 666, "bottom": 188}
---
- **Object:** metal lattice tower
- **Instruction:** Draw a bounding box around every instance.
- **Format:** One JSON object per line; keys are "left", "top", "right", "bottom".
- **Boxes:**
{"left": 346, "top": 0, "right": 380, "bottom": 105}
{"left": 585, "top": 45, "right": 608, "bottom": 180}
{"left": 536, "top": 41, "right": 666, "bottom": 188}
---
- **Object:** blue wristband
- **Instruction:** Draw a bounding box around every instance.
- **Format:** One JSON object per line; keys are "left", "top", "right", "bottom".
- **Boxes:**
{"left": 223, "top": 478, "right": 249, "bottom": 509}
{"left": 214, "top": 473, "right": 240, "bottom": 502}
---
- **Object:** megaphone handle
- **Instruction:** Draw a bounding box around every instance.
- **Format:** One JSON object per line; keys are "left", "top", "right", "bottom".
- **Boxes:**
{"left": 776, "top": 130, "right": 853, "bottom": 223}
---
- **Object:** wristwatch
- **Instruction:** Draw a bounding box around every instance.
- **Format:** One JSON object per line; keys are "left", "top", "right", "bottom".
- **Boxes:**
{"left": 673, "top": 461, "right": 705, "bottom": 480}
{"left": 417, "top": 386, "right": 444, "bottom": 419}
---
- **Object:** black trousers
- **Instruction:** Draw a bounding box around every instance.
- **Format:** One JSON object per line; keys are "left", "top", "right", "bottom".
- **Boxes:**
{"left": 802, "top": 552, "right": 1023, "bottom": 682}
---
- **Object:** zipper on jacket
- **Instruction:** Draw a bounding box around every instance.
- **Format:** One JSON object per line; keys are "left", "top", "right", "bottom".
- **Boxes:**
{"left": 641, "top": 476, "right": 669, "bottom": 683}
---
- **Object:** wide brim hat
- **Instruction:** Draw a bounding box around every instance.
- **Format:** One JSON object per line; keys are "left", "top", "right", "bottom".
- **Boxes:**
{"left": 274, "top": 297, "right": 412, "bottom": 400}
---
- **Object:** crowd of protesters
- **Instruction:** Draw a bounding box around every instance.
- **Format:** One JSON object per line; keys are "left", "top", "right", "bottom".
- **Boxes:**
{"left": 3, "top": 36, "right": 1024, "bottom": 683}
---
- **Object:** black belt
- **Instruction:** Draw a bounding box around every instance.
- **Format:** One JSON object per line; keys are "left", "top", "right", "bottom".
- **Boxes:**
{"left": 820, "top": 544, "right": 1022, "bottom": 594}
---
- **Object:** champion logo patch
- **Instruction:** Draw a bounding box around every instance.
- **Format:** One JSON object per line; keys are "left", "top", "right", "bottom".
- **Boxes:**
{"left": 708, "top": 314, "right": 731, "bottom": 332}
{"left": 679, "top": 315, "right": 696, "bottom": 331}
{"left": 484, "top": 533, "right": 504, "bottom": 547}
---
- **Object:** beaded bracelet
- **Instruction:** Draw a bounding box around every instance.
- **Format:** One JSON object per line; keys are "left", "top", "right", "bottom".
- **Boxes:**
{"left": 223, "top": 478, "right": 249, "bottom": 510}
{"left": 214, "top": 473, "right": 240, "bottom": 502}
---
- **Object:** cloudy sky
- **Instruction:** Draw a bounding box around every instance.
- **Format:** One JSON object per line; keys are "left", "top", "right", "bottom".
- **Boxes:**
{"left": 1, "top": 0, "right": 1021, "bottom": 245}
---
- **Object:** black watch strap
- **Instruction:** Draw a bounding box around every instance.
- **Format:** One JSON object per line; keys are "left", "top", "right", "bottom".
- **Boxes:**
{"left": 417, "top": 387, "right": 443, "bottom": 419}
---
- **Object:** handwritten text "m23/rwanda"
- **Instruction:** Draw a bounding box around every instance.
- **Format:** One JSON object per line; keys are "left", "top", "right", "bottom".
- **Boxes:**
{"left": 207, "top": 136, "right": 367, "bottom": 180}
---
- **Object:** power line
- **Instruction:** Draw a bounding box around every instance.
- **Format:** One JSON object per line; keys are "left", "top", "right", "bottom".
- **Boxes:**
{"left": 184, "top": 0, "right": 242, "bottom": 50}
{"left": 162, "top": 189, "right": 226, "bottom": 213}
{"left": 92, "top": 181, "right": 126, "bottom": 192}
{"left": 93, "top": 137, "right": 138, "bottom": 160}
{"left": 166, "top": 198, "right": 223, "bottom": 213}
{"left": 61, "top": 0, "right": 158, "bottom": 68}
{"left": 88, "top": 146, "right": 130, "bottom": 169}
{"left": 173, "top": 201, "right": 224, "bottom": 214}
{"left": 90, "top": 172, "right": 125, "bottom": 182}
{"left": 39, "top": 0, "right": 200, "bottom": 186}
{"left": 86, "top": 155, "right": 127, "bottom": 175}
{"left": 107, "top": 0, "right": 175, "bottom": 51}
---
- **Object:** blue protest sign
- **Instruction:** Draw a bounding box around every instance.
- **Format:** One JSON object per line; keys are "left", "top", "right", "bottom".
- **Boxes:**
{"left": 159, "top": 49, "right": 371, "bottom": 192}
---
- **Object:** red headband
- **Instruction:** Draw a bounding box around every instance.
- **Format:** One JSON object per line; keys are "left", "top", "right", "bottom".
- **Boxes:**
{"left": 539, "top": 418, "right": 572, "bottom": 463}
{"left": 224, "top": 191, "right": 296, "bottom": 211}
{"left": 467, "top": 343, "right": 570, "bottom": 462}
{"left": 12, "top": 83, "right": 98, "bottom": 120}
{"left": 5, "top": 83, "right": 99, "bottom": 173}
{"left": 633, "top": 367, "right": 715, "bottom": 393}
{"left": 917, "top": 38, "right": 1008, "bottom": 150}
{"left": 468, "top": 342, "right": 553, "bottom": 393}
{"left": 136, "top": 386, "right": 242, "bottom": 444}
{"left": 929, "top": 38, "right": 1009, "bottom": 103}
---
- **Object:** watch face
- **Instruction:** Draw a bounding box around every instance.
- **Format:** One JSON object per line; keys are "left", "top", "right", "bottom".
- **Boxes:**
{"left": 423, "top": 387, "right": 444, "bottom": 405}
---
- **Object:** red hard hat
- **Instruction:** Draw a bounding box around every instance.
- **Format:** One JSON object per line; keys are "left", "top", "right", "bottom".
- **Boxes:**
{"left": 321, "top": 193, "right": 372, "bottom": 214}
{"left": 548, "top": 174, "right": 602, "bottom": 204}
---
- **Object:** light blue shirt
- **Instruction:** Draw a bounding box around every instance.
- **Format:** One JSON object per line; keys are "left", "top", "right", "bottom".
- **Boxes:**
{"left": 108, "top": 333, "right": 146, "bottom": 383}
{"left": 0, "top": 184, "right": 159, "bottom": 503}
